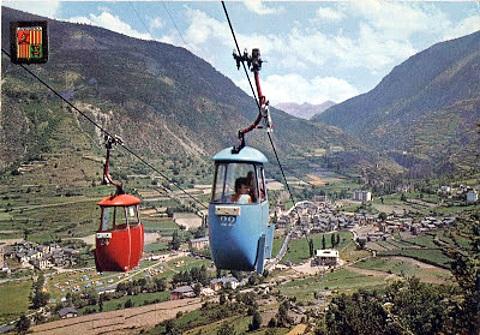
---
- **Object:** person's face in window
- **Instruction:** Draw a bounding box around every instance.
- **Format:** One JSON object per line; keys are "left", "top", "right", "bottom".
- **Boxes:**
{"left": 239, "top": 184, "right": 250, "bottom": 195}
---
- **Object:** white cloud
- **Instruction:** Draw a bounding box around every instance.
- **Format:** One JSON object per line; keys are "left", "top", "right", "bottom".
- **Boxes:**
{"left": 349, "top": 0, "right": 450, "bottom": 40}
{"left": 183, "top": 9, "right": 229, "bottom": 46}
{"left": 443, "top": 16, "right": 480, "bottom": 41}
{"left": 4, "top": 0, "right": 60, "bottom": 19}
{"left": 342, "top": 23, "right": 417, "bottom": 72}
{"left": 243, "top": 0, "right": 284, "bottom": 15}
{"left": 165, "top": 8, "right": 417, "bottom": 77}
{"left": 149, "top": 17, "right": 164, "bottom": 31}
{"left": 66, "top": 12, "right": 152, "bottom": 40}
{"left": 238, "top": 73, "right": 359, "bottom": 105}
{"left": 315, "top": 7, "right": 345, "bottom": 22}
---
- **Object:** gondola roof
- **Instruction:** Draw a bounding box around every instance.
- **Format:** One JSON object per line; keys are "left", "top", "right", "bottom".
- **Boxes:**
{"left": 212, "top": 146, "right": 268, "bottom": 163}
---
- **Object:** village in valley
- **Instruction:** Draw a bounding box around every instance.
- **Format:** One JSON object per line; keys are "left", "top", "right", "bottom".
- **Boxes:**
{"left": 0, "top": 172, "right": 477, "bottom": 334}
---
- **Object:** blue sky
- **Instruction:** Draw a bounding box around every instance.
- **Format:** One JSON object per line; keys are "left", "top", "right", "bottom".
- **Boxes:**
{"left": 4, "top": 1, "right": 480, "bottom": 105}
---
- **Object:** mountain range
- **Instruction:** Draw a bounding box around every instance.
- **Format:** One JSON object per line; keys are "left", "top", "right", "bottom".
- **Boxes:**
{"left": 1, "top": 7, "right": 364, "bottom": 180}
{"left": 1, "top": 7, "right": 478, "bottom": 183}
{"left": 314, "top": 30, "right": 480, "bottom": 177}
{"left": 275, "top": 101, "right": 336, "bottom": 120}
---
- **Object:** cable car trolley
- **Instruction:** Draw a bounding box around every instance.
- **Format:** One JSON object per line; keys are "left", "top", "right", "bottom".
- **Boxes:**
{"left": 95, "top": 136, "right": 144, "bottom": 272}
{"left": 208, "top": 48, "right": 275, "bottom": 274}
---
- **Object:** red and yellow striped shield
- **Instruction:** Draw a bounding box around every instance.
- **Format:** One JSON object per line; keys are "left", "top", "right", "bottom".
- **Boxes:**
{"left": 11, "top": 21, "right": 48, "bottom": 64}
{"left": 16, "top": 27, "right": 43, "bottom": 60}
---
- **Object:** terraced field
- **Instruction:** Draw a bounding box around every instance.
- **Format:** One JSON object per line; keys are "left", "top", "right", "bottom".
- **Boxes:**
{"left": 368, "top": 230, "right": 467, "bottom": 269}
{"left": 279, "top": 268, "right": 387, "bottom": 302}
{"left": 352, "top": 257, "right": 451, "bottom": 284}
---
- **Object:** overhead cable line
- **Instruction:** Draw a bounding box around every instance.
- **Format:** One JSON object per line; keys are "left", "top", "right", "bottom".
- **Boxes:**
{"left": 161, "top": 1, "right": 189, "bottom": 48}
{"left": 220, "top": 1, "right": 296, "bottom": 206}
{"left": 1, "top": 48, "right": 208, "bottom": 210}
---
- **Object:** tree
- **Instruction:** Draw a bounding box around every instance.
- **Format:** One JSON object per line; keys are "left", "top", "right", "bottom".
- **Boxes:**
{"left": 335, "top": 234, "right": 340, "bottom": 247}
{"left": 219, "top": 294, "right": 227, "bottom": 305}
{"left": 193, "top": 283, "right": 202, "bottom": 296}
{"left": 356, "top": 238, "right": 366, "bottom": 250}
{"left": 400, "top": 193, "right": 407, "bottom": 202}
{"left": 98, "top": 295, "right": 104, "bottom": 312}
{"left": 32, "top": 290, "right": 50, "bottom": 309}
{"left": 16, "top": 315, "right": 30, "bottom": 335}
{"left": 217, "top": 322, "right": 236, "bottom": 335}
{"left": 276, "top": 300, "right": 290, "bottom": 327}
{"left": 309, "top": 239, "right": 314, "bottom": 257}
{"left": 124, "top": 298, "right": 134, "bottom": 308}
{"left": 170, "top": 230, "right": 182, "bottom": 250}
{"left": 448, "top": 217, "right": 480, "bottom": 334}
{"left": 321, "top": 235, "right": 326, "bottom": 249}
{"left": 249, "top": 310, "right": 262, "bottom": 331}
{"left": 330, "top": 234, "right": 335, "bottom": 248}
{"left": 23, "top": 229, "right": 31, "bottom": 241}
{"left": 193, "top": 227, "right": 207, "bottom": 239}
{"left": 325, "top": 291, "right": 402, "bottom": 335}
{"left": 267, "top": 317, "right": 277, "bottom": 328}
{"left": 379, "top": 212, "right": 388, "bottom": 221}
{"left": 155, "top": 277, "right": 166, "bottom": 291}
{"left": 384, "top": 278, "right": 449, "bottom": 335}
{"left": 165, "top": 319, "right": 181, "bottom": 335}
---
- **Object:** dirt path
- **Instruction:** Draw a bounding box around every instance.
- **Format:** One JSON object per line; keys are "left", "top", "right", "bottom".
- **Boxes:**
{"left": 31, "top": 298, "right": 203, "bottom": 335}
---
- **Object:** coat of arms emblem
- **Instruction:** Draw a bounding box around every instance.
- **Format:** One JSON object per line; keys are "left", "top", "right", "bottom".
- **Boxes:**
{"left": 10, "top": 21, "right": 48, "bottom": 64}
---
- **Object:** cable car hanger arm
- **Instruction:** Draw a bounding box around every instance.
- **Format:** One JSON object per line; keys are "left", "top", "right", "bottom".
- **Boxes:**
{"left": 102, "top": 135, "right": 125, "bottom": 195}
{"left": 232, "top": 48, "right": 272, "bottom": 154}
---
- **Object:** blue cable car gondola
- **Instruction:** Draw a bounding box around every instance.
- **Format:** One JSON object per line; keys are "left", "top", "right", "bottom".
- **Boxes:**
{"left": 208, "top": 48, "right": 275, "bottom": 274}
{"left": 208, "top": 146, "right": 275, "bottom": 274}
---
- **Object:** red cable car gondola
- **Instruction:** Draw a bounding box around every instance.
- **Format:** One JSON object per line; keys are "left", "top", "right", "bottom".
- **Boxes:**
{"left": 94, "top": 136, "right": 144, "bottom": 272}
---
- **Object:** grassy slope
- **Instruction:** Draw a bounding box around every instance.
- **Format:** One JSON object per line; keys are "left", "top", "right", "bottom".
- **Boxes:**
{"left": 0, "top": 279, "right": 32, "bottom": 323}
{"left": 273, "top": 231, "right": 352, "bottom": 265}
{"left": 279, "top": 268, "right": 386, "bottom": 302}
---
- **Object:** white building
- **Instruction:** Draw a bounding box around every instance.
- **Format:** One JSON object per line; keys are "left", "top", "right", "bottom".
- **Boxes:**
{"left": 312, "top": 249, "right": 339, "bottom": 266}
{"left": 353, "top": 190, "right": 372, "bottom": 202}
{"left": 466, "top": 190, "right": 478, "bottom": 204}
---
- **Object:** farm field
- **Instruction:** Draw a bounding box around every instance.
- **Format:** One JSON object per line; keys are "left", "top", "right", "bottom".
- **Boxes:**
{"left": 0, "top": 279, "right": 33, "bottom": 324}
{"left": 143, "top": 218, "right": 179, "bottom": 235}
{"left": 79, "top": 291, "right": 170, "bottom": 314}
{"left": 155, "top": 305, "right": 290, "bottom": 335}
{"left": 279, "top": 268, "right": 387, "bottom": 302}
{"left": 145, "top": 241, "right": 169, "bottom": 253}
{"left": 378, "top": 249, "right": 452, "bottom": 268}
{"left": 352, "top": 257, "right": 452, "bottom": 283}
{"left": 369, "top": 231, "right": 457, "bottom": 268}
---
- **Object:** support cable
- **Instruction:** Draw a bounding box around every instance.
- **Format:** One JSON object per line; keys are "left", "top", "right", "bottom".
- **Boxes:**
{"left": 220, "top": 1, "right": 296, "bottom": 206}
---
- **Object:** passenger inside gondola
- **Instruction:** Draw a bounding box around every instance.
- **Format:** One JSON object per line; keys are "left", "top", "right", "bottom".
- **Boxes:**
{"left": 231, "top": 177, "right": 253, "bottom": 204}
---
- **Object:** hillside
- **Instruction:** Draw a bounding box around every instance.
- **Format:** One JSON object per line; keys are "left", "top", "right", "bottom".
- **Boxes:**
{"left": 276, "top": 101, "right": 336, "bottom": 120}
{"left": 314, "top": 31, "right": 480, "bottom": 176}
{"left": 1, "top": 7, "right": 366, "bottom": 181}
